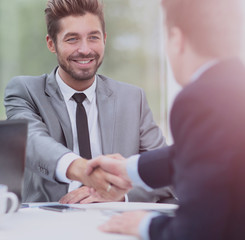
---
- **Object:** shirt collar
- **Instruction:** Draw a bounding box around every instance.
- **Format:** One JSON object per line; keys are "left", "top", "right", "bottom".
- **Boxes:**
{"left": 190, "top": 59, "right": 219, "bottom": 82}
{"left": 56, "top": 70, "right": 96, "bottom": 103}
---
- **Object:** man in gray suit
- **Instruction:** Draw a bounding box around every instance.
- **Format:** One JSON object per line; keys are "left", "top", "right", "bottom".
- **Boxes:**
{"left": 4, "top": 0, "right": 170, "bottom": 203}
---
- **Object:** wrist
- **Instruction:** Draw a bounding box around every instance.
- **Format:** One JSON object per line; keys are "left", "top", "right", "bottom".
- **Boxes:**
{"left": 66, "top": 158, "right": 87, "bottom": 182}
{"left": 122, "top": 160, "right": 130, "bottom": 182}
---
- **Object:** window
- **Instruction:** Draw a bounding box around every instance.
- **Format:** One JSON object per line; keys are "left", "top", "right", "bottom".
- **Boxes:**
{"left": 0, "top": 0, "right": 174, "bottom": 141}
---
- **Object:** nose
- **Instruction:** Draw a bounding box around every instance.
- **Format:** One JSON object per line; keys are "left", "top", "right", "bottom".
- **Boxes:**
{"left": 77, "top": 39, "right": 91, "bottom": 56}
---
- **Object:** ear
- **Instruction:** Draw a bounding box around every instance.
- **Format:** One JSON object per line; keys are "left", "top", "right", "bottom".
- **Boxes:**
{"left": 103, "top": 32, "right": 107, "bottom": 45}
{"left": 46, "top": 35, "right": 56, "bottom": 53}
{"left": 168, "top": 27, "right": 185, "bottom": 55}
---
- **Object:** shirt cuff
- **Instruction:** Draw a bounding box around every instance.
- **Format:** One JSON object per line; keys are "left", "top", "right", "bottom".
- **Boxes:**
{"left": 139, "top": 212, "right": 161, "bottom": 240}
{"left": 55, "top": 152, "right": 81, "bottom": 183}
{"left": 126, "top": 154, "right": 153, "bottom": 192}
{"left": 124, "top": 194, "right": 129, "bottom": 202}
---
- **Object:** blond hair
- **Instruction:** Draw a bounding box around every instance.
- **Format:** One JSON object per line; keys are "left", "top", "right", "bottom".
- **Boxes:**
{"left": 162, "top": 0, "right": 245, "bottom": 58}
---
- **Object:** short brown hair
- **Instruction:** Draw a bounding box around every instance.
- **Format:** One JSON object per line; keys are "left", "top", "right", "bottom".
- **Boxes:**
{"left": 162, "top": 0, "right": 244, "bottom": 58}
{"left": 45, "top": 0, "right": 105, "bottom": 43}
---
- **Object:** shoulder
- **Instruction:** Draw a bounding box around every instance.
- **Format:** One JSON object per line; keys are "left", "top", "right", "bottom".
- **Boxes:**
{"left": 172, "top": 81, "right": 203, "bottom": 111}
{"left": 97, "top": 74, "right": 143, "bottom": 92}
{"left": 4, "top": 74, "right": 50, "bottom": 100}
{"left": 174, "top": 59, "right": 245, "bottom": 112}
{"left": 7, "top": 74, "right": 48, "bottom": 90}
{"left": 170, "top": 80, "right": 212, "bottom": 134}
{"left": 175, "top": 58, "right": 245, "bottom": 104}
{"left": 97, "top": 74, "right": 146, "bottom": 100}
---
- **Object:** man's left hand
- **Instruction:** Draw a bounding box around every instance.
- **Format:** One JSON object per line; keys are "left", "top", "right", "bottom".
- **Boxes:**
{"left": 99, "top": 211, "right": 148, "bottom": 237}
{"left": 59, "top": 185, "right": 126, "bottom": 204}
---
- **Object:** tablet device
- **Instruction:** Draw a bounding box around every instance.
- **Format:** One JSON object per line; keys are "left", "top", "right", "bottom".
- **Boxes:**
{"left": 39, "top": 204, "right": 84, "bottom": 212}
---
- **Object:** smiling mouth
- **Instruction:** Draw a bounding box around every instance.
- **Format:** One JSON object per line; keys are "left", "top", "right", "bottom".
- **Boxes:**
{"left": 78, "top": 60, "right": 93, "bottom": 64}
{"left": 73, "top": 59, "right": 94, "bottom": 65}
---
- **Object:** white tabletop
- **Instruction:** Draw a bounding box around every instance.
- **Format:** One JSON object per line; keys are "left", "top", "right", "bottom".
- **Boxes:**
{"left": 0, "top": 202, "right": 178, "bottom": 240}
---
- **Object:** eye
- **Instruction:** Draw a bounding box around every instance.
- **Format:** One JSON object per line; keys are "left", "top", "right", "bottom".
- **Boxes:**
{"left": 66, "top": 37, "right": 78, "bottom": 43}
{"left": 89, "top": 36, "right": 100, "bottom": 40}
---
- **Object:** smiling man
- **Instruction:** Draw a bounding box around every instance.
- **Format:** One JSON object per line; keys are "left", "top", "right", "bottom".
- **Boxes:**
{"left": 4, "top": 0, "right": 170, "bottom": 204}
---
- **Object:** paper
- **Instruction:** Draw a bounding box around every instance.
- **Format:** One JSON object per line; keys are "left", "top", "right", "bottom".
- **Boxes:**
{"left": 69, "top": 202, "right": 178, "bottom": 213}
{"left": 23, "top": 201, "right": 178, "bottom": 215}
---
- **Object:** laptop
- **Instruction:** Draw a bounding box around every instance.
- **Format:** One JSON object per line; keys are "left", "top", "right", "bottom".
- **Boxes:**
{"left": 0, "top": 120, "right": 27, "bottom": 205}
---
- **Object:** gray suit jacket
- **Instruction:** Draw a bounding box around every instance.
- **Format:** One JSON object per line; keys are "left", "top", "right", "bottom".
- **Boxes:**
{"left": 4, "top": 68, "right": 170, "bottom": 202}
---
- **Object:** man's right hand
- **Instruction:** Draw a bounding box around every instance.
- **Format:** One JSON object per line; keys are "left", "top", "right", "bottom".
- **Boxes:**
{"left": 85, "top": 154, "right": 132, "bottom": 190}
{"left": 66, "top": 157, "right": 131, "bottom": 199}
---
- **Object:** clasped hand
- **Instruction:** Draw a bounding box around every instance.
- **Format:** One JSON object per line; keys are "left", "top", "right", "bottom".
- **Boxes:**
{"left": 65, "top": 154, "right": 132, "bottom": 202}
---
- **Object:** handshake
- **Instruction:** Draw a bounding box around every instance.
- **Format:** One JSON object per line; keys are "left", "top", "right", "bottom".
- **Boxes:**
{"left": 61, "top": 154, "right": 133, "bottom": 204}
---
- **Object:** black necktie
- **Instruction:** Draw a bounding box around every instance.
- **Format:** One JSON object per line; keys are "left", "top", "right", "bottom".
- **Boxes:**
{"left": 72, "top": 93, "right": 92, "bottom": 159}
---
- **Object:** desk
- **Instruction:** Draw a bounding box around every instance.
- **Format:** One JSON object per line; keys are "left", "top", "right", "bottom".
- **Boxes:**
{"left": 0, "top": 202, "right": 178, "bottom": 240}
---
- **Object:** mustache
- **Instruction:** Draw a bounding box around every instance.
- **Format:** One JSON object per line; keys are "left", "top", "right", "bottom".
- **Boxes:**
{"left": 68, "top": 53, "right": 99, "bottom": 59}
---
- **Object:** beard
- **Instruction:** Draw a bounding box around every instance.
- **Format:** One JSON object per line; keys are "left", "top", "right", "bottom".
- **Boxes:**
{"left": 57, "top": 52, "right": 103, "bottom": 82}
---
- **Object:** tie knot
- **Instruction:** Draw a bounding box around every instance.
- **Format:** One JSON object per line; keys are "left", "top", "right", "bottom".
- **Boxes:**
{"left": 72, "top": 93, "right": 86, "bottom": 104}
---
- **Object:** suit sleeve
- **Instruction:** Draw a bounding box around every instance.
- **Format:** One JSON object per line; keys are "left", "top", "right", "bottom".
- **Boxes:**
{"left": 4, "top": 77, "right": 71, "bottom": 183}
{"left": 145, "top": 92, "right": 233, "bottom": 240}
{"left": 138, "top": 146, "right": 174, "bottom": 188}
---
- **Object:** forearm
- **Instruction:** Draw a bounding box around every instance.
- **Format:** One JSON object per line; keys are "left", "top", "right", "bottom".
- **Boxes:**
{"left": 126, "top": 154, "right": 153, "bottom": 191}
{"left": 137, "top": 147, "right": 174, "bottom": 189}
{"left": 5, "top": 85, "right": 71, "bottom": 182}
{"left": 25, "top": 134, "right": 72, "bottom": 182}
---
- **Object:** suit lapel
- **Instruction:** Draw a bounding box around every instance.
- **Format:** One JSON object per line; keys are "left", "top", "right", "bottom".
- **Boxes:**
{"left": 44, "top": 68, "right": 73, "bottom": 150}
{"left": 96, "top": 75, "right": 116, "bottom": 154}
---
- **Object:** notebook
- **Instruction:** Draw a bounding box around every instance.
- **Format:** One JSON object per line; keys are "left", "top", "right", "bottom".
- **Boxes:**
{"left": 0, "top": 120, "right": 27, "bottom": 204}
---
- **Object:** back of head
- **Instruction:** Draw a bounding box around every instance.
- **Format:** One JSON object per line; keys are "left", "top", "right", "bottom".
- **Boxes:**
{"left": 45, "top": 0, "right": 105, "bottom": 43}
{"left": 162, "top": 0, "right": 245, "bottom": 59}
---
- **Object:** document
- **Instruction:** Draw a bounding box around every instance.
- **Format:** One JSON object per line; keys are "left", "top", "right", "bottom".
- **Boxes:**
{"left": 69, "top": 202, "right": 178, "bottom": 213}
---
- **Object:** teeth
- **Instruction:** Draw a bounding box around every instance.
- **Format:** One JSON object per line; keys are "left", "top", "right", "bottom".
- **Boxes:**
{"left": 78, "top": 60, "right": 91, "bottom": 64}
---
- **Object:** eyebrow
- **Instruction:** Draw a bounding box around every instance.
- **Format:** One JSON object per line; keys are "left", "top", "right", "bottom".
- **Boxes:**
{"left": 88, "top": 31, "right": 102, "bottom": 36}
{"left": 63, "top": 30, "right": 102, "bottom": 39}
{"left": 63, "top": 32, "right": 79, "bottom": 39}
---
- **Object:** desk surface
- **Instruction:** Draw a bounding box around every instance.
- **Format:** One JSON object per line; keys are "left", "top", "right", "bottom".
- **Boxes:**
{"left": 0, "top": 202, "right": 178, "bottom": 240}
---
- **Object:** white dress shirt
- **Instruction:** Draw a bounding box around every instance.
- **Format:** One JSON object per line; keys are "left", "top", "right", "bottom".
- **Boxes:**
{"left": 55, "top": 70, "right": 102, "bottom": 192}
